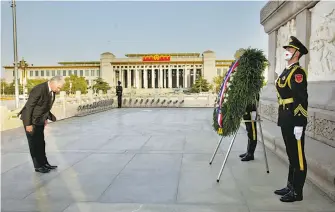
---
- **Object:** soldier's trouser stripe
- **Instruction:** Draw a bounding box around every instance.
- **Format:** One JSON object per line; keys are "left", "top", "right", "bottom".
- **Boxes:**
{"left": 250, "top": 113, "right": 256, "bottom": 141}
{"left": 297, "top": 139, "right": 304, "bottom": 171}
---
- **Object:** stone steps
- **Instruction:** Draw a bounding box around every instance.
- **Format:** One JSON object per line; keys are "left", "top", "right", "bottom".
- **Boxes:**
{"left": 245, "top": 118, "right": 335, "bottom": 201}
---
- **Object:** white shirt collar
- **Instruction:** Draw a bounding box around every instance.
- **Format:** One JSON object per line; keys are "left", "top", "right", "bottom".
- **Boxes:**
{"left": 48, "top": 81, "right": 52, "bottom": 93}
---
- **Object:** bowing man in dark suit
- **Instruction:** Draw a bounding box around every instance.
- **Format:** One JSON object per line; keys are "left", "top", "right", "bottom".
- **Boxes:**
{"left": 18, "top": 76, "right": 65, "bottom": 173}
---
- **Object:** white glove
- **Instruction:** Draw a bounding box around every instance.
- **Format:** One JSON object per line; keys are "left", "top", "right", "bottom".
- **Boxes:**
{"left": 251, "top": 111, "right": 257, "bottom": 121}
{"left": 294, "top": 126, "right": 303, "bottom": 140}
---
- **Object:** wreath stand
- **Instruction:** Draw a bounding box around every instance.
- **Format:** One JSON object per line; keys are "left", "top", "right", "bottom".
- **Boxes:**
{"left": 209, "top": 102, "right": 270, "bottom": 182}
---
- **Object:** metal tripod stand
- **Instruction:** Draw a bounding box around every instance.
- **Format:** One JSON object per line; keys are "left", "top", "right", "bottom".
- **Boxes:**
{"left": 209, "top": 102, "right": 270, "bottom": 182}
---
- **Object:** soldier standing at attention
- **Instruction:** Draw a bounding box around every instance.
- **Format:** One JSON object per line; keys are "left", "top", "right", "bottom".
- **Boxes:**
{"left": 274, "top": 36, "right": 309, "bottom": 202}
{"left": 239, "top": 94, "right": 259, "bottom": 161}
{"left": 116, "top": 81, "right": 123, "bottom": 108}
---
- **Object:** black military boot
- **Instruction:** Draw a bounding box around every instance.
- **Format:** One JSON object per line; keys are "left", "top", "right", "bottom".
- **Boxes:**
{"left": 241, "top": 153, "right": 254, "bottom": 161}
{"left": 274, "top": 187, "right": 291, "bottom": 196}
{"left": 280, "top": 190, "right": 303, "bottom": 202}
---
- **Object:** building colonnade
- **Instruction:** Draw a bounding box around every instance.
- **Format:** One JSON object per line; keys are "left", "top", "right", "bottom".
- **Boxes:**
{"left": 114, "top": 66, "right": 202, "bottom": 89}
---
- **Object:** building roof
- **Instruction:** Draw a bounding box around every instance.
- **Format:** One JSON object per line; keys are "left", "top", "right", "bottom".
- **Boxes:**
{"left": 203, "top": 50, "right": 214, "bottom": 53}
{"left": 125, "top": 53, "right": 201, "bottom": 57}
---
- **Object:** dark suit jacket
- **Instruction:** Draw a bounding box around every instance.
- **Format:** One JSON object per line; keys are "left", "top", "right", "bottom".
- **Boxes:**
{"left": 18, "top": 82, "right": 56, "bottom": 126}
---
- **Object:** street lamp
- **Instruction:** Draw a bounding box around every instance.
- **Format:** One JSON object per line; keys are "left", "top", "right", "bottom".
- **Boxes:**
{"left": 18, "top": 58, "right": 28, "bottom": 103}
{"left": 11, "top": 0, "right": 19, "bottom": 108}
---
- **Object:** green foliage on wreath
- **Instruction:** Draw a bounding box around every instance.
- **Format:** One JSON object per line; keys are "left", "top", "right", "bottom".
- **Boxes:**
{"left": 212, "top": 48, "right": 267, "bottom": 136}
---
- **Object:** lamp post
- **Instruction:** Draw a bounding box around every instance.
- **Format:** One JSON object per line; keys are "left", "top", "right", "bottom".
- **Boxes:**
{"left": 11, "top": 0, "right": 19, "bottom": 108}
{"left": 18, "top": 58, "right": 28, "bottom": 104}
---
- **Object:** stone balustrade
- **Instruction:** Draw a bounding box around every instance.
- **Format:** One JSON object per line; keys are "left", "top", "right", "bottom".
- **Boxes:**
{"left": 0, "top": 90, "right": 216, "bottom": 131}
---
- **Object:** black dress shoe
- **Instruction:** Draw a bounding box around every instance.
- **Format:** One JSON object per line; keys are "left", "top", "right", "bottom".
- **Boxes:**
{"left": 239, "top": 153, "right": 247, "bottom": 158}
{"left": 280, "top": 191, "right": 303, "bottom": 202}
{"left": 44, "top": 164, "right": 57, "bottom": 169}
{"left": 35, "top": 167, "right": 50, "bottom": 173}
{"left": 241, "top": 154, "right": 254, "bottom": 161}
{"left": 274, "top": 187, "right": 291, "bottom": 196}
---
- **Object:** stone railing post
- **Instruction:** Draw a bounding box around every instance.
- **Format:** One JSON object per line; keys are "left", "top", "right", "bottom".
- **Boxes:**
{"left": 75, "top": 91, "right": 81, "bottom": 104}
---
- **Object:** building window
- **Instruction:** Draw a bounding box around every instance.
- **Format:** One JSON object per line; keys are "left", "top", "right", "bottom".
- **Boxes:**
{"left": 30, "top": 71, "right": 33, "bottom": 77}
{"left": 52, "top": 70, "right": 55, "bottom": 76}
{"left": 46, "top": 70, "right": 50, "bottom": 77}
{"left": 35, "top": 71, "right": 39, "bottom": 76}
{"left": 63, "top": 70, "right": 66, "bottom": 76}
{"left": 80, "top": 70, "right": 83, "bottom": 76}
{"left": 91, "top": 70, "right": 94, "bottom": 76}
{"left": 68, "top": 70, "right": 72, "bottom": 76}
{"left": 57, "top": 70, "right": 61, "bottom": 75}
{"left": 97, "top": 70, "right": 100, "bottom": 77}
{"left": 85, "top": 70, "right": 89, "bottom": 76}
{"left": 41, "top": 70, "right": 44, "bottom": 77}
{"left": 74, "top": 70, "right": 77, "bottom": 76}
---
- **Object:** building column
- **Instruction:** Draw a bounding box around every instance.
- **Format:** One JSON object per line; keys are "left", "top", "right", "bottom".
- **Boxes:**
{"left": 144, "top": 69, "right": 148, "bottom": 88}
{"left": 135, "top": 68, "right": 139, "bottom": 89}
{"left": 176, "top": 69, "right": 179, "bottom": 88}
{"left": 267, "top": 31, "right": 277, "bottom": 84}
{"left": 184, "top": 68, "right": 188, "bottom": 88}
{"left": 296, "top": 8, "right": 311, "bottom": 71}
{"left": 151, "top": 69, "right": 155, "bottom": 89}
{"left": 168, "top": 66, "right": 172, "bottom": 88}
{"left": 127, "top": 69, "right": 131, "bottom": 88}
{"left": 159, "top": 66, "right": 164, "bottom": 88}
{"left": 193, "top": 69, "right": 196, "bottom": 85}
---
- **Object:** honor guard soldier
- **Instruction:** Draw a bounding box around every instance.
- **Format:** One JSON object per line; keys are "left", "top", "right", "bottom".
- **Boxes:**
{"left": 239, "top": 94, "right": 259, "bottom": 161}
{"left": 116, "top": 81, "right": 123, "bottom": 108}
{"left": 274, "top": 36, "right": 309, "bottom": 202}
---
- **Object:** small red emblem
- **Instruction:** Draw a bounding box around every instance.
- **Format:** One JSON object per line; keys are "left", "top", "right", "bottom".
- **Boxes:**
{"left": 295, "top": 74, "right": 303, "bottom": 83}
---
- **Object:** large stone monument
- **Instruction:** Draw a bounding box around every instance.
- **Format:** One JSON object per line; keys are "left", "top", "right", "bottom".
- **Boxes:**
{"left": 260, "top": 0, "right": 335, "bottom": 200}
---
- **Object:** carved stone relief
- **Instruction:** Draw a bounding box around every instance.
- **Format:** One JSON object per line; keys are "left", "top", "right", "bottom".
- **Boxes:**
{"left": 314, "top": 117, "right": 335, "bottom": 141}
{"left": 308, "top": 1, "right": 335, "bottom": 81}
{"left": 275, "top": 19, "right": 297, "bottom": 76}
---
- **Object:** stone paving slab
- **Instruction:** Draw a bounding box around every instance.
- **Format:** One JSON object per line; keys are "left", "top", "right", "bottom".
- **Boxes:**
{"left": 1, "top": 108, "right": 335, "bottom": 212}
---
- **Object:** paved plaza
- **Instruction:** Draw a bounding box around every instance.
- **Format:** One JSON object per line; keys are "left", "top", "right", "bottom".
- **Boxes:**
{"left": 1, "top": 108, "right": 335, "bottom": 212}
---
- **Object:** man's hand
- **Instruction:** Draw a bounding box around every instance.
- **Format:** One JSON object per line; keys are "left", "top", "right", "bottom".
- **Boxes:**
{"left": 294, "top": 126, "right": 303, "bottom": 140}
{"left": 26, "top": 125, "right": 33, "bottom": 133}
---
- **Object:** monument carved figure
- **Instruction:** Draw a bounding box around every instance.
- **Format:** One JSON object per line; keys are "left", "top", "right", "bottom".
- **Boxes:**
{"left": 275, "top": 19, "right": 296, "bottom": 76}
{"left": 308, "top": 3, "right": 335, "bottom": 81}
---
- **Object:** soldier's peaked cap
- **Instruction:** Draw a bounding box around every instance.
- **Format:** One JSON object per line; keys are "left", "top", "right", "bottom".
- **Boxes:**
{"left": 283, "top": 36, "right": 308, "bottom": 55}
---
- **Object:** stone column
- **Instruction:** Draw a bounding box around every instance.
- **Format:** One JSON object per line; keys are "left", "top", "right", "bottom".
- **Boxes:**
{"left": 176, "top": 69, "right": 179, "bottom": 88}
{"left": 184, "top": 68, "right": 188, "bottom": 88}
{"left": 127, "top": 69, "right": 131, "bottom": 88}
{"left": 193, "top": 69, "right": 196, "bottom": 85}
{"left": 267, "top": 31, "right": 277, "bottom": 84}
{"left": 168, "top": 66, "right": 172, "bottom": 88}
{"left": 135, "top": 68, "right": 139, "bottom": 89}
{"left": 159, "top": 66, "right": 163, "bottom": 88}
{"left": 151, "top": 70, "right": 155, "bottom": 89}
{"left": 144, "top": 69, "right": 148, "bottom": 88}
{"left": 296, "top": 9, "right": 311, "bottom": 70}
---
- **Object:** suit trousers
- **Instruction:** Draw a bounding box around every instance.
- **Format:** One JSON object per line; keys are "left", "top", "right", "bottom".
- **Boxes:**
{"left": 280, "top": 125, "right": 307, "bottom": 196}
{"left": 243, "top": 113, "right": 257, "bottom": 154}
{"left": 24, "top": 124, "right": 47, "bottom": 168}
{"left": 117, "top": 95, "right": 122, "bottom": 108}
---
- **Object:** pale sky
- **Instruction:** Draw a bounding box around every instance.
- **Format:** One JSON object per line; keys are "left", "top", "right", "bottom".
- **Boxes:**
{"left": 1, "top": 0, "right": 268, "bottom": 76}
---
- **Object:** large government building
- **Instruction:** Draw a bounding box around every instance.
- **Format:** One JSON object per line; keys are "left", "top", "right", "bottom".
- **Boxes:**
{"left": 3, "top": 50, "right": 233, "bottom": 91}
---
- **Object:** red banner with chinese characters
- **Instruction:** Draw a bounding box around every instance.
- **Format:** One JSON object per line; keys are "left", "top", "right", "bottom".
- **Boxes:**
{"left": 142, "top": 55, "right": 171, "bottom": 62}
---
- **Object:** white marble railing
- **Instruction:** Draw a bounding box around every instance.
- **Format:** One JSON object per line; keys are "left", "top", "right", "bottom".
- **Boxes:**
{"left": 0, "top": 90, "right": 216, "bottom": 131}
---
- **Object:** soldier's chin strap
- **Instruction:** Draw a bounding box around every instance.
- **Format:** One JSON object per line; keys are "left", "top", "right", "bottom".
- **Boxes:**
{"left": 290, "top": 49, "right": 298, "bottom": 61}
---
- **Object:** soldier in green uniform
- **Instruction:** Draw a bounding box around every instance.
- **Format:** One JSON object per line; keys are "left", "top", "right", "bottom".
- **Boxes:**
{"left": 116, "top": 81, "right": 123, "bottom": 108}
{"left": 274, "top": 36, "right": 308, "bottom": 202}
{"left": 239, "top": 94, "right": 259, "bottom": 161}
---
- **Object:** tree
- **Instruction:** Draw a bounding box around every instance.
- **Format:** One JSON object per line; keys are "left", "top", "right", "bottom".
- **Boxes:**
{"left": 63, "top": 75, "right": 88, "bottom": 94}
{"left": 190, "top": 76, "right": 210, "bottom": 93}
{"left": 26, "top": 78, "right": 48, "bottom": 93}
{"left": 0, "top": 78, "right": 8, "bottom": 95}
{"left": 91, "top": 77, "right": 111, "bottom": 93}
{"left": 212, "top": 75, "right": 224, "bottom": 93}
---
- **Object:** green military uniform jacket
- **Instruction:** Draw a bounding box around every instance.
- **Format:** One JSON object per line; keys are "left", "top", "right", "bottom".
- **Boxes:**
{"left": 276, "top": 62, "right": 308, "bottom": 127}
